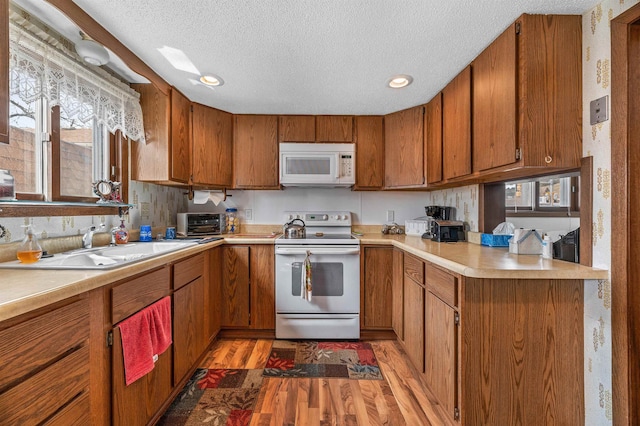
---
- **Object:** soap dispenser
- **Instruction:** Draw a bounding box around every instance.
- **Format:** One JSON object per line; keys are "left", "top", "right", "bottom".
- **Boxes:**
{"left": 17, "top": 225, "right": 43, "bottom": 264}
{"left": 115, "top": 219, "right": 129, "bottom": 245}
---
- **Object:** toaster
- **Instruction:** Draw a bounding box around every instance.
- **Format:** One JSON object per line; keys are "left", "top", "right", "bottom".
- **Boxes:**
{"left": 430, "top": 220, "right": 465, "bottom": 242}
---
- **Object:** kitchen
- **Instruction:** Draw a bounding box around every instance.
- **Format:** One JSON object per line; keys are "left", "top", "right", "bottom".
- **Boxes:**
{"left": 0, "top": 0, "right": 636, "bottom": 425}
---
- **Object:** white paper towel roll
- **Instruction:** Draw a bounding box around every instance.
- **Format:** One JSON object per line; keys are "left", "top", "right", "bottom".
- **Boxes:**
{"left": 193, "top": 190, "right": 225, "bottom": 206}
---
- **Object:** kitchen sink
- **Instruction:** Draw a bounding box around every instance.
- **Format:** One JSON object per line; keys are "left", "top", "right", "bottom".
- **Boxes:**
{"left": 0, "top": 240, "right": 200, "bottom": 270}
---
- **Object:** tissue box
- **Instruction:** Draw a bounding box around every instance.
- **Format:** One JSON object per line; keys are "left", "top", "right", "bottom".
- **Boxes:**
{"left": 480, "top": 234, "right": 511, "bottom": 247}
{"left": 508, "top": 229, "right": 543, "bottom": 254}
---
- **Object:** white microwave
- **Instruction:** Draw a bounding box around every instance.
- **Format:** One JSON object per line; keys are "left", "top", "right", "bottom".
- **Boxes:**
{"left": 279, "top": 143, "right": 355, "bottom": 187}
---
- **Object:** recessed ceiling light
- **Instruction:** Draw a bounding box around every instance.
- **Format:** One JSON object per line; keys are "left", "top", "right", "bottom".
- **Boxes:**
{"left": 388, "top": 75, "right": 413, "bottom": 89}
{"left": 200, "top": 74, "right": 224, "bottom": 86}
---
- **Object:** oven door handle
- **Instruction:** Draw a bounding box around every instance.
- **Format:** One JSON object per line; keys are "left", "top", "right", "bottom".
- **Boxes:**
{"left": 275, "top": 247, "right": 360, "bottom": 256}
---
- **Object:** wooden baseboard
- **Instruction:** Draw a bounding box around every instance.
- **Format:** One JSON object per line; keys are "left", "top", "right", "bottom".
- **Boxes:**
{"left": 218, "top": 328, "right": 398, "bottom": 341}
{"left": 361, "top": 329, "right": 398, "bottom": 340}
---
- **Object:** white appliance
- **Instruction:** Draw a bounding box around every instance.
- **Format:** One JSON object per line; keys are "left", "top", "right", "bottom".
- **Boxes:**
{"left": 275, "top": 210, "right": 360, "bottom": 339}
{"left": 279, "top": 143, "right": 355, "bottom": 187}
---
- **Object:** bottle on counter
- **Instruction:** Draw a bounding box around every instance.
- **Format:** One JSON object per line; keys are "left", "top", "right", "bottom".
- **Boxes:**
{"left": 16, "top": 225, "right": 43, "bottom": 264}
{"left": 226, "top": 208, "right": 239, "bottom": 234}
{"left": 542, "top": 234, "right": 553, "bottom": 259}
{"left": 115, "top": 219, "right": 129, "bottom": 244}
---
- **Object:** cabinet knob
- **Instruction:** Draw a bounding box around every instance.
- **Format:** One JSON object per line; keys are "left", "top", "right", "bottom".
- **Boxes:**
{"left": 544, "top": 155, "right": 552, "bottom": 164}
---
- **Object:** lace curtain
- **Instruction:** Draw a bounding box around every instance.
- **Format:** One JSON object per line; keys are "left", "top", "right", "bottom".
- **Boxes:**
{"left": 8, "top": 21, "right": 146, "bottom": 143}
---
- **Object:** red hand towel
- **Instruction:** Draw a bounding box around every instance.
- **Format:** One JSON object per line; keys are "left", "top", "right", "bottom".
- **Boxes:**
{"left": 118, "top": 296, "right": 172, "bottom": 386}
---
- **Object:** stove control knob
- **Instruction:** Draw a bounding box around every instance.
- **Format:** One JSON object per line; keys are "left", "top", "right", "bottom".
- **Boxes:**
{"left": 287, "top": 214, "right": 294, "bottom": 221}
{"left": 296, "top": 214, "right": 301, "bottom": 219}
{"left": 341, "top": 214, "right": 348, "bottom": 220}
{"left": 322, "top": 215, "right": 328, "bottom": 220}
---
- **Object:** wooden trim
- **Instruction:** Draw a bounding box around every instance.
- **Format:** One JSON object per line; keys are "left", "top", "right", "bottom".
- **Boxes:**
{"left": 0, "top": 0, "right": 8, "bottom": 144}
{"left": 611, "top": 5, "right": 640, "bottom": 424}
{"left": 44, "top": 0, "right": 170, "bottom": 95}
{"left": 479, "top": 183, "right": 505, "bottom": 233}
{"left": 0, "top": 203, "right": 121, "bottom": 217}
{"left": 579, "top": 156, "right": 593, "bottom": 267}
{"left": 50, "top": 105, "right": 61, "bottom": 200}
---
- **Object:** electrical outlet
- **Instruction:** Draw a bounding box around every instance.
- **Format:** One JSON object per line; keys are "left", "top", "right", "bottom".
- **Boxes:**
{"left": 245, "top": 209, "right": 253, "bottom": 221}
{"left": 590, "top": 95, "right": 609, "bottom": 125}
{"left": 386, "top": 210, "right": 394, "bottom": 222}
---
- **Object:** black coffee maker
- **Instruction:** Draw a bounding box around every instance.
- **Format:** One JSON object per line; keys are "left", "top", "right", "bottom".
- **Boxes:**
{"left": 425, "top": 206, "right": 454, "bottom": 220}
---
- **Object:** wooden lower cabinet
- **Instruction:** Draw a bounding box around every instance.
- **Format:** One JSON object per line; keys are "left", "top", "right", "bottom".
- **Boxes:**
{"left": 392, "top": 249, "right": 404, "bottom": 341}
{"left": 361, "top": 246, "right": 393, "bottom": 329}
{"left": 173, "top": 275, "right": 206, "bottom": 384}
{"left": 222, "top": 244, "right": 275, "bottom": 329}
{"left": 403, "top": 273, "right": 425, "bottom": 373}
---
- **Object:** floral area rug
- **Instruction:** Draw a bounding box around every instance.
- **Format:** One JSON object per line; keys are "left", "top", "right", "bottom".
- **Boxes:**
{"left": 157, "top": 368, "right": 263, "bottom": 426}
{"left": 262, "top": 340, "right": 384, "bottom": 380}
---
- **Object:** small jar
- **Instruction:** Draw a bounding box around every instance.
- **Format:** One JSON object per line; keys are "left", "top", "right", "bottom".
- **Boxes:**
{"left": 0, "top": 169, "right": 16, "bottom": 201}
{"left": 139, "top": 225, "right": 152, "bottom": 242}
{"left": 226, "top": 208, "right": 239, "bottom": 234}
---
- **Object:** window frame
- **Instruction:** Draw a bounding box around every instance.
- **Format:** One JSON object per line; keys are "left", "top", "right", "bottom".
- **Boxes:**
{"left": 505, "top": 175, "right": 580, "bottom": 217}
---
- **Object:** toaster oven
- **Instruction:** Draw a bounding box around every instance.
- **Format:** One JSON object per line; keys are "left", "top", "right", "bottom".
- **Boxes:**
{"left": 177, "top": 213, "right": 226, "bottom": 236}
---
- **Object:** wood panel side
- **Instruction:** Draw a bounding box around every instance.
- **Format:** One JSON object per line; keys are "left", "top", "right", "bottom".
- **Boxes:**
{"left": 316, "top": 115, "right": 353, "bottom": 141}
{"left": 442, "top": 66, "right": 472, "bottom": 180}
{"left": 425, "top": 93, "right": 443, "bottom": 185}
{"left": 170, "top": 88, "right": 191, "bottom": 183}
{"left": 362, "top": 246, "right": 393, "bottom": 329}
{"left": 0, "top": 0, "right": 8, "bottom": 144}
{"left": 192, "top": 104, "right": 233, "bottom": 187}
{"left": 461, "top": 278, "right": 583, "bottom": 425}
{"left": 472, "top": 23, "right": 517, "bottom": 172}
{"left": 221, "top": 245, "right": 250, "bottom": 327}
{"left": 278, "top": 116, "right": 316, "bottom": 141}
{"left": 249, "top": 245, "right": 275, "bottom": 329}
{"left": 354, "top": 116, "right": 384, "bottom": 189}
{"left": 580, "top": 156, "right": 593, "bottom": 267}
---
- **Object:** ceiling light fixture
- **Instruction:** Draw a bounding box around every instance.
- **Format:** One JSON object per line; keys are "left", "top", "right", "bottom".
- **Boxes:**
{"left": 388, "top": 75, "right": 413, "bottom": 89}
{"left": 75, "top": 32, "right": 110, "bottom": 66}
{"left": 200, "top": 74, "right": 224, "bottom": 87}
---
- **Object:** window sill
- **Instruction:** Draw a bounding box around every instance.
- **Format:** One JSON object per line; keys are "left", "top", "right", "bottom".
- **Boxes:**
{"left": 506, "top": 210, "right": 580, "bottom": 218}
{"left": 0, "top": 201, "right": 132, "bottom": 217}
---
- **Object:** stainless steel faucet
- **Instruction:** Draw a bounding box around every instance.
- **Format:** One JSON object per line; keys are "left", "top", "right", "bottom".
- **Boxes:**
{"left": 82, "top": 224, "right": 105, "bottom": 249}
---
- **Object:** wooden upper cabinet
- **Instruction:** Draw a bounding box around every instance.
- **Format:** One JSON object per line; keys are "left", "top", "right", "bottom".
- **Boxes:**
{"left": 170, "top": 89, "right": 190, "bottom": 183}
{"left": 473, "top": 15, "right": 581, "bottom": 174}
{"left": 316, "top": 115, "right": 353, "bottom": 141}
{"left": 425, "top": 93, "right": 443, "bottom": 185}
{"left": 192, "top": 103, "right": 233, "bottom": 187}
{"left": 233, "top": 115, "right": 279, "bottom": 189}
{"left": 278, "top": 115, "right": 315, "bottom": 141}
{"left": 0, "top": 0, "right": 8, "bottom": 144}
{"left": 354, "top": 116, "right": 384, "bottom": 190}
{"left": 442, "top": 66, "right": 472, "bottom": 180}
{"left": 384, "top": 105, "right": 425, "bottom": 188}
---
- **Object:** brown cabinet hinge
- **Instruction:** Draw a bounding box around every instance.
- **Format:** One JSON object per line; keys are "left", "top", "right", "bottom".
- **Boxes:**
{"left": 454, "top": 407, "right": 460, "bottom": 420}
{"left": 515, "top": 148, "right": 521, "bottom": 161}
{"left": 107, "top": 331, "right": 113, "bottom": 347}
{"left": 454, "top": 311, "right": 460, "bottom": 326}
{"left": 515, "top": 22, "right": 521, "bottom": 35}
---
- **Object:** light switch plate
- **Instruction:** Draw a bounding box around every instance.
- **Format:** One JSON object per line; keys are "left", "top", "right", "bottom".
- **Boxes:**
{"left": 386, "top": 210, "right": 394, "bottom": 222}
{"left": 590, "top": 95, "right": 609, "bottom": 125}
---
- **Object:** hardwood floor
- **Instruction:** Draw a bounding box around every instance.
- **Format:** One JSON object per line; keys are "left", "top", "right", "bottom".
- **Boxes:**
{"left": 200, "top": 339, "right": 454, "bottom": 425}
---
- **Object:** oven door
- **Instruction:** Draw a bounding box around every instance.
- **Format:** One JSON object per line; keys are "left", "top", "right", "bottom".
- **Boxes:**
{"left": 275, "top": 245, "right": 360, "bottom": 314}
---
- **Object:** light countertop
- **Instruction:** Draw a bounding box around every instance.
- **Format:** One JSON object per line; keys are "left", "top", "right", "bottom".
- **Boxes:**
{"left": 0, "top": 232, "right": 606, "bottom": 323}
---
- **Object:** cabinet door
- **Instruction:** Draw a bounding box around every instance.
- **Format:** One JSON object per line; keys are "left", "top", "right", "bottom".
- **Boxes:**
{"left": 425, "top": 292, "right": 458, "bottom": 421}
{"left": 442, "top": 66, "right": 472, "bottom": 180}
{"left": 354, "top": 116, "right": 384, "bottom": 190}
{"left": 0, "top": 0, "right": 8, "bottom": 144}
{"left": 392, "top": 249, "right": 404, "bottom": 340}
{"left": 384, "top": 105, "right": 425, "bottom": 188}
{"left": 173, "top": 276, "right": 206, "bottom": 384}
{"left": 316, "top": 115, "right": 353, "bottom": 141}
{"left": 278, "top": 116, "right": 316, "bottom": 141}
{"left": 233, "top": 115, "right": 279, "bottom": 189}
{"left": 472, "top": 23, "right": 517, "bottom": 172}
{"left": 131, "top": 83, "right": 171, "bottom": 182}
{"left": 249, "top": 245, "right": 275, "bottom": 329}
{"left": 170, "top": 88, "right": 191, "bottom": 183}
{"left": 192, "top": 103, "right": 233, "bottom": 186}
{"left": 221, "top": 246, "right": 250, "bottom": 327}
{"left": 425, "top": 93, "right": 443, "bottom": 185}
{"left": 403, "top": 275, "right": 424, "bottom": 373}
{"left": 362, "top": 246, "right": 393, "bottom": 329}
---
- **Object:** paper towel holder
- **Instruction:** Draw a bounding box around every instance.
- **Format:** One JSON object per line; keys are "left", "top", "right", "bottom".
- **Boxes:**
{"left": 185, "top": 187, "right": 231, "bottom": 201}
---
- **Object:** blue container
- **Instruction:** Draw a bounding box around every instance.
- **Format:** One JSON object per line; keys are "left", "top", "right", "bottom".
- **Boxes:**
{"left": 165, "top": 226, "right": 176, "bottom": 240}
{"left": 139, "top": 225, "right": 152, "bottom": 242}
{"left": 481, "top": 233, "right": 511, "bottom": 247}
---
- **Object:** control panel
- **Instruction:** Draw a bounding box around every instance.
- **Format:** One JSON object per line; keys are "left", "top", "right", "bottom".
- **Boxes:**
{"left": 283, "top": 211, "right": 352, "bottom": 226}
{"left": 340, "top": 154, "right": 354, "bottom": 179}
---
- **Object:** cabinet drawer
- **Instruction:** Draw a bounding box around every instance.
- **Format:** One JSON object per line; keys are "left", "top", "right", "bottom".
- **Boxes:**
{"left": 0, "top": 345, "right": 89, "bottom": 425}
{"left": 404, "top": 254, "right": 425, "bottom": 285}
{"left": 174, "top": 253, "right": 205, "bottom": 290}
{"left": 0, "top": 297, "right": 89, "bottom": 390}
{"left": 425, "top": 263, "right": 458, "bottom": 307}
{"left": 43, "top": 391, "right": 90, "bottom": 426}
{"left": 112, "top": 267, "right": 171, "bottom": 324}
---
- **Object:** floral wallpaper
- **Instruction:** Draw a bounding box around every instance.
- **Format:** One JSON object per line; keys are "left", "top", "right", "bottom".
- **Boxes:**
{"left": 582, "top": 0, "right": 638, "bottom": 424}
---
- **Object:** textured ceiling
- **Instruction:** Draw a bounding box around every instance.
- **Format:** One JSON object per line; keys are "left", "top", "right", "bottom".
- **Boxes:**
{"left": 23, "top": 0, "right": 597, "bottom": 115}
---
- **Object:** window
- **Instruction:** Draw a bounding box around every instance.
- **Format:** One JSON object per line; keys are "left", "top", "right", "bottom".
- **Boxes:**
{"left": 505, "top": 173, "right": 580, "bottom": 215}
{"left": 0, "top": 17, "right": 144, "bottom": 207}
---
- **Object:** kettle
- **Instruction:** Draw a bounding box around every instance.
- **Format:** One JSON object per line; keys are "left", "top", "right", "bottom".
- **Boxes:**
{"left": 283, "top": 218, "right": 306, "bottom": 239}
